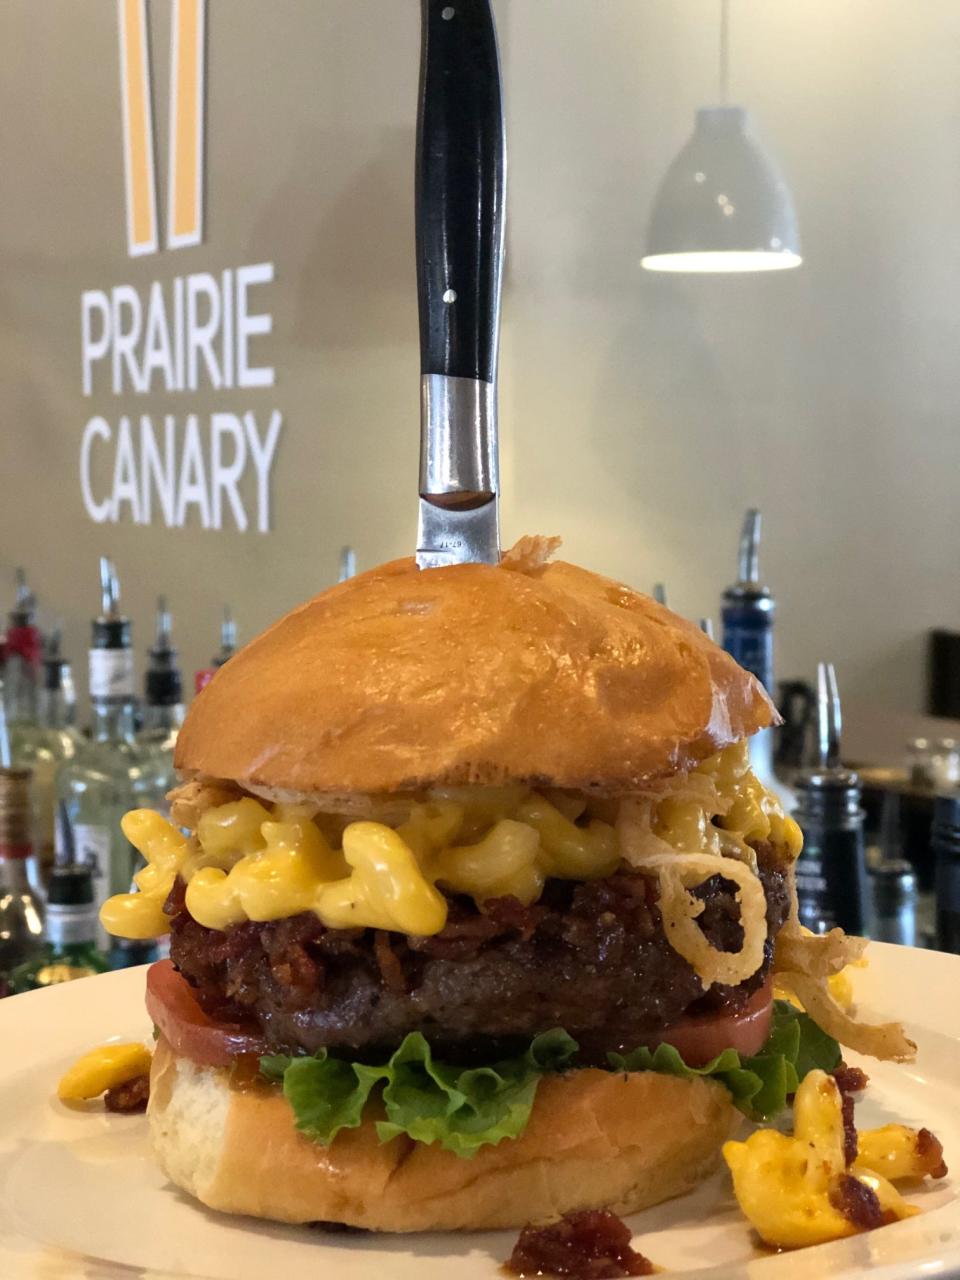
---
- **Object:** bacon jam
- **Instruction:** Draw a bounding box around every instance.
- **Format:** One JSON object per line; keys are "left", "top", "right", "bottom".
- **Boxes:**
{"left": 832, "top": 1063, "right": 868, "bottom": 1168}
{"left": 104, "top": 1072, "right": 150, "bottom": 1114}
{"left": 505, "top": 1210, "right": 654, "bottom": 1278}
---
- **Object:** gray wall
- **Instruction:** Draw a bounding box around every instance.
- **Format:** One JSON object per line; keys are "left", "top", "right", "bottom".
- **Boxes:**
{"left": 1, "top": 0, "right": 957, "bottom": 722}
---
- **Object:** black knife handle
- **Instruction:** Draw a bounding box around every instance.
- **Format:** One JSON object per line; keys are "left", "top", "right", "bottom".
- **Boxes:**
{"left": 416, "top": 0, "right": 505, "bottom": 383}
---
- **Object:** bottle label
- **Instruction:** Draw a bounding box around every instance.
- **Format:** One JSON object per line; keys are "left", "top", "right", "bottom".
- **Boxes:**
{"left": 89, "top": 649, "right": 135, "bottom": 699}
{"left": 46, "top": 904, "right": 97, "bottom": 948}
{"left": 721, "top": 618, "right": 774, "bottom": 692}
{"left": 795, "top": 835, "right": 866, "bottom": 934}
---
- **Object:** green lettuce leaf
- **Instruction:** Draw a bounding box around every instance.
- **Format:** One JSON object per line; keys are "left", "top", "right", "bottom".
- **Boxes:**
{"left": 608, "top": 1000, "right": 840, "bottom": 1121}
{"left": 260, "top": 1028, "right": 578, "bottom": 1158}
{"left": 260, "top": 1002, "right": 839, "bottom": 1156}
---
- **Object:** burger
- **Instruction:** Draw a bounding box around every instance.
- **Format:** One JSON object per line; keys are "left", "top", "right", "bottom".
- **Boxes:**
{"left": 100, "top": 538, "right": 911, "bottom": 1232}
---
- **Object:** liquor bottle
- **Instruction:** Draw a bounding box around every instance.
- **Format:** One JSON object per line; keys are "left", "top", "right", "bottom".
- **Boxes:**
{"left": 38, "top": 627, "right": 81, "bottom": 737}
{"left": 3, "top": 568, "right": 43, "bottom": 725}
{"left": 793, "top": 663, "right": 868, "bottom": 935}
{"left": 6, "top": 573, "right": 70, "bottom": 884}
{"left": 139, "top": 596, "right": 185, "bottom": 811}
{"left": 14, "top": 628, "right": 82, "bottom": 888}
{"left": 56, "top": 558, "right": 151, "bottom": 950}
{"left": 194, "top": 605, "right": 237, "bottom": 694}
{"left": 0, "top": 766, "right": 46, "bottom": 993}
{"left": 8, "top": 855, "right": 108, "bottom": 992}
{"left": 721, "top": 509, "right": 794, "bottom": 809}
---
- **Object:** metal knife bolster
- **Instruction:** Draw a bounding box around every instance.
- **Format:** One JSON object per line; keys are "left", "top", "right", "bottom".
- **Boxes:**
{"left": 417, "top": 373, "right": 499, "bottom": 568}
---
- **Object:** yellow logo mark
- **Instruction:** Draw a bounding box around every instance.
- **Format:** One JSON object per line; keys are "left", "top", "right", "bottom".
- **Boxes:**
{"left": 118, "top": 0, "right": 205, "bottom": 257}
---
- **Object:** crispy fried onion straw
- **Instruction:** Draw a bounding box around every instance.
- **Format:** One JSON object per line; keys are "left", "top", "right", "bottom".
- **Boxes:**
{"left": 627, "top": 852, "right": 768, "bottom": 988}
{"left": 775, "top": 924, "right": 916, "bottom": 1062}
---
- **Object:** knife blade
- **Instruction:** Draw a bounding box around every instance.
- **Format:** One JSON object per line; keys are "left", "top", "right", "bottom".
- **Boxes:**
{"left": 414, "top": 0, "right": 505, "bottom": 569}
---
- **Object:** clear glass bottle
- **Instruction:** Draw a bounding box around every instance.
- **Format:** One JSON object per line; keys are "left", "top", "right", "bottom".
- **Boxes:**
{"left": 4, "top": 571, "right": 57, "bottom": 886}
{"left": 138, "top": 596, "right": 185, "bottom": 814}
{"left": 9, "top": 859, "right": 109, "bottom": 991}
{"left": 56, "top": 559, "right": 151, "bottom": 951}
{"left": 13, "top": 629, "right": 82, "bottom": 889}
{"left": 0, "top": 766, "right": 46, "bottom": 993}
{"left": 3, "top": 568, "right": 43, "bottom": 732}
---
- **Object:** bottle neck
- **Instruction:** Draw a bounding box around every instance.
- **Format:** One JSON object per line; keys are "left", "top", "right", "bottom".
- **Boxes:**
{"left": 141, "top": 703, "right": 185, "bottom": 733}
{"left": 37, "top": 687, "right": 74, "bottom": 731}
{"left": 0, "top": 854, "right": 34, "bottom": 892}
{"left": 90, "top": 699, "right": 138, "bottom": 744}
{"left": 4, "top": 655, "right": 38, "bottom": 724}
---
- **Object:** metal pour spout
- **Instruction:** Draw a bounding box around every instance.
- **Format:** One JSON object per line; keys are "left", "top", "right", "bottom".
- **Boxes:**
{"left": 737, "top": 509, "right": 761, "bottom": 585}
{"left": 99, "top": 557, "right": 120, "bottom": 619}
{"left": 218, "top": 606, "right": 237, "bottom": 663}
{"left": 339, "top": 547, "right": 357, "bottom": 583}
{"left": 816, "top": 661, "right": 842, "bottom": 769}
{"left": 153, "top": 595, "right": 172, "bottom": 651}
{"left": 14, "top": 566, "right": 34, "bottom": 614}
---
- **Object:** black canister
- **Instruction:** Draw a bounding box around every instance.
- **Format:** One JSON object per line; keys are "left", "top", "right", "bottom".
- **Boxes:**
{"left": 794, "top": 769, "right": 868, "bottom": 934}
{"left": 868, "top": 860, "right": 917, "bottom": 946}
{"left": 792, "top": 662, "right": 867, "bottom": 935}
{"left": 933, "top": 792, "right": 960, "bottom": 953}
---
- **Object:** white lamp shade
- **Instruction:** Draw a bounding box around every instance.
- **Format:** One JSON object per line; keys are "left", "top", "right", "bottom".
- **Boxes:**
{"left": 641, "top": 105, "right": 801, "bottom": 273}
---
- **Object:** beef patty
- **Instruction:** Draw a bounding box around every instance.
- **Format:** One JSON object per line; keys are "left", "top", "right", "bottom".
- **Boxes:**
{"left": 168, "top": 841, "right": 790, "bottom": 1063}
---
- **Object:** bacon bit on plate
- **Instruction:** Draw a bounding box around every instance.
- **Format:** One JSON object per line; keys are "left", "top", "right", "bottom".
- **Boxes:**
{"left": 505, "top": 1210, "right": 654, "bottom": 1278}
{"left": 104, "top": 1072, "right": 150, "bottom": 1114}
{"left": 917, "top": 1128, "right": 949, "bottom": 1180}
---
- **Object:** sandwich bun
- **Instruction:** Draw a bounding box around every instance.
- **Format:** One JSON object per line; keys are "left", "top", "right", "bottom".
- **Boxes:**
{"left": 175, "top": 551, "right": 776, "bottom": 798}
{"left": 149, "top": 1037, "right": 740, "bottom": 1232}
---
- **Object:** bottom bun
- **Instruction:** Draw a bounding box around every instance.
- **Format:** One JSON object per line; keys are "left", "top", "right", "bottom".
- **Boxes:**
{"left": 149, "top": 1037, "right": 741, "bottom": 1232}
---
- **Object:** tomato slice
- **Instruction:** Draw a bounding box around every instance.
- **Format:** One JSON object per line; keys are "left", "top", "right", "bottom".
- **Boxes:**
{"left": 629, "top": 979, "right": 774, "bottom": 1067}
{"left": 145, "top": 959, "right": 266, "bottom": 1066}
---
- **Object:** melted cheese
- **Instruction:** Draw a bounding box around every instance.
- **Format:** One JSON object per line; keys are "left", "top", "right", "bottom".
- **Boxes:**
{"left": 100, "top": 741, "right": 802, "bottom": 940}
{"left": 58, "top": 1042, "right": 152, "bottom": 1102}
{"left": 723, "top": 1069, "right": 922, "bottom": 1249}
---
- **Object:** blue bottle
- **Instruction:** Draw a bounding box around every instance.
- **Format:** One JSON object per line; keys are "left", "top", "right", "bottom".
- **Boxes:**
{"left": 721, "top": 509, "right": 774, "bottom": 692}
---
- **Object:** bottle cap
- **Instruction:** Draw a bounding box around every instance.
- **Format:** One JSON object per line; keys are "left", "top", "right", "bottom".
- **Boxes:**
{"left": 145, "top": 596, "right": 183, "bottom": 707}
{"left": 869, "top": 859, "right": 916, "bottom": 910}
{"left": 47, "top": 863, "right": 95, "bottom": 908}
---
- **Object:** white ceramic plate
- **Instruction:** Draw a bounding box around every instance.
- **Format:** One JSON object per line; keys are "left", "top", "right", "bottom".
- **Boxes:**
{"left": 1, "top": 942, "right": 958, "bottom": 1280}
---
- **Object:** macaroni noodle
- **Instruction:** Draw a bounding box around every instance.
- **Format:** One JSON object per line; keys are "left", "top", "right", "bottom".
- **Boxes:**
{"left": 100, "top": 742, "right": 802, "bottom": 979}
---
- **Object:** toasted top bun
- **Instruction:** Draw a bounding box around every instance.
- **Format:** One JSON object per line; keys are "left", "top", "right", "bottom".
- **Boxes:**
{"left": 175, "top": 546, "right": 776, "bottom": 797}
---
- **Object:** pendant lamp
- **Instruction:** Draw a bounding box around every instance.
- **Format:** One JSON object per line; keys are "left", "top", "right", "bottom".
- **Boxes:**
{"left": 641, "top": 0, "right": 801, "bottom": 273}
